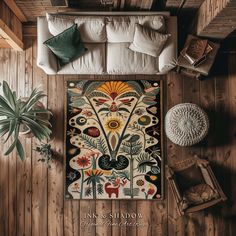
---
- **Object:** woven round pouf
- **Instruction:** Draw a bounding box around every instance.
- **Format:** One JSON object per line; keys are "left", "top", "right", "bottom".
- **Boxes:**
{"left": 165, "top": 103, "right": 209, "bottom": 146}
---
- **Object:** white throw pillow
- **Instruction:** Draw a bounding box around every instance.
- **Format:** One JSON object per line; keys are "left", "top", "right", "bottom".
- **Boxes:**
{"left": 46, "top": 13, "right": 74, "bottom": 36}
{"left": 129, "top": 24, "right": 170, "bottom": 57}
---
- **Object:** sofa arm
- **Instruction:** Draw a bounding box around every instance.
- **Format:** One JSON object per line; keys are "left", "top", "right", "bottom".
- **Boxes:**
{"left": 159, "top": 16, "right": 177, "bottom": 73}
{"left": 37, "top": 16, "right": 58, "bottom": 74}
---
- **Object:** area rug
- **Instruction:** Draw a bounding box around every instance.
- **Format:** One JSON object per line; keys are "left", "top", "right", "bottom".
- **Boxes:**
{"left": 65, "top": 80, "right": 163, "bottom": 199}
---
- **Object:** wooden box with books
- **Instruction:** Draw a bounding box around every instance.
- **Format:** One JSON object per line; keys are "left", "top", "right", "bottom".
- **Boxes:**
{"left": 177, "top": 35, "right": 220, "bottom": 78}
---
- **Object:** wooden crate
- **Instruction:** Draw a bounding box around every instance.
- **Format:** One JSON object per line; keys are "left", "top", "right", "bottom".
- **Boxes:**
{"left": 177, "top": 35, "right": 220, "bottom": 79}
{"left": 192, "top": 0, "right": 236, "bottom": 39}
{"left": 166, "top": 156, "right": 227, "bottom": 216}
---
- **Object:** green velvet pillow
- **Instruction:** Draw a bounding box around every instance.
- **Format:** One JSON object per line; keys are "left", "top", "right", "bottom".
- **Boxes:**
{"left": 44, "top": 24, "right": 87, "bottom": 67}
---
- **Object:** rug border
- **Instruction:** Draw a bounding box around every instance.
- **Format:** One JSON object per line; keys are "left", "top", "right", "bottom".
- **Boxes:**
{"left": 64, "top": 77, "right": 164, "bottom": 200}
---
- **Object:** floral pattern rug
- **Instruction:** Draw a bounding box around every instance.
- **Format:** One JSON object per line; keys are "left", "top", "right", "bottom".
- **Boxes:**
{"left": 65, "top": 80, "right": 163, "bottom": 199}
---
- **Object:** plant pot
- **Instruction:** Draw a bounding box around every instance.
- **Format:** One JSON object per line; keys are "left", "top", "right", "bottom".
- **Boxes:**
{"left": 19, "top": 99, "right": 50, "bottom": 138}
{"left": 19, "top": 123, "right": 31, "bottom": 135}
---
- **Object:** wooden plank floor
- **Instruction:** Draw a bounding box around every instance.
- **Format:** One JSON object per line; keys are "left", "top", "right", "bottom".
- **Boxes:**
{"left": 0, "top": 38, "right": 236, "bottom": 236}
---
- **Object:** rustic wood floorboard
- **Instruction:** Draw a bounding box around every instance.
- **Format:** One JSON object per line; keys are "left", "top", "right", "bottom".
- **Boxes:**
{"left": 0, "top": 38, "right": 236, "bottom": 236}
{"left": 31, "top": 39, "right": 48, "bottom": 236}
{"left": 8, "top": 48, "right": 18, "bottom": 236}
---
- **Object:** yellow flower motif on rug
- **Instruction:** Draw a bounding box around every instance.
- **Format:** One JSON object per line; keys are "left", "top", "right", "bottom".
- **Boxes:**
{"left": 97, "top": 81, "right": 132, "bottom": 99}
{"left": 104, "top": 117, "right": 124, "bottom": 133}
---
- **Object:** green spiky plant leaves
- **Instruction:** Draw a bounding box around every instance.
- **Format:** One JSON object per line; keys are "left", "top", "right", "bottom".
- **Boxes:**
{"left": 0, "top": 81, "right": 52, "bottom": 161}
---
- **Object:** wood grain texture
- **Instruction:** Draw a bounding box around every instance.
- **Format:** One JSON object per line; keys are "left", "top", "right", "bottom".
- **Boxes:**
{"left": 137, "top": 201, "right": 151, "bottom": 236}
{"left": 166, "top": 0, "right": 204, "bottom": 9}
{"left": 14, "top": 0, "right": 92, "bottom": 21}
{"left": 31, "top": 39, "right": 48, "bottom": 236}
{"left": 192, "top": 0, "right": 236, "bottom": 39}
{"left": 0, "top": 0, "right": 23, "bottom": 50}
{"left": 119, "top": 201, "right": 129, "bottom": 236}
{"left": 79, "top": 200, "right": 96, "bottom": 236}
{"left": 182, "top": 75, "right": 205, "bottom": 236}
{"left": 166, "top": 72, "right": 185, "bottom": 236}
{"left": 95, "top": 201, "right": 112, "bottom": 236}
{"left": 7, "top": 49, "right": 18, "bottom": 236}
{"left": 227, "top": 46, "right": 236, "bottom": 236}
{"left": 47, "top": 74, "right": 64, "bottom": 236}
{"left": 0, "top": 38, "right": 11, "bottom": 48}
{"left": 112, "top": 200, "right": 120, "bottom": 236}
{"left": 0, "top": 48, "right": 10, "bottom": 236}
{"left": 4, "top": 0, "right": 27, "bottom": 22}
{"left": 126, "top": 201, "right": 137, "bottom": 236}
{"left": 0, "top": 38, "right": 236, "bottom": 236}
{"left": 16, "top": 38, "right": 33, "bottom": 236}
{"left": 64, "top": 200, "right": 80, "bottom": 236}
{"left": 165, "top": 0, "right": 183, "bottom": 8}
{"left": 23, "top": 23, "right": 37, "bottom": 38}
{"left": 15, "top": 0, "right": 155, "bottom": 21}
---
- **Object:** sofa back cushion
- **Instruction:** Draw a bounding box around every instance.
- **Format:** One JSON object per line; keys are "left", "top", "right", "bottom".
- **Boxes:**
{"left": 46, "top": 13, "right": 75, "bottom": 36}
{"left": 106, "top": 15, "right": 166, "bottom": 43}
{"left": 46, "top": 13, "right": 106, "bottom": 43}
{"left": 74, "top": 16, "right": 106, "bottom": 43}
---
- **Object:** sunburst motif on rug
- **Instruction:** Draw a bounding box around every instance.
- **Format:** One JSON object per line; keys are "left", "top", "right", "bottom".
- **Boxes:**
{"left": 65, "top": 80, "right": 163, "bottom": 200}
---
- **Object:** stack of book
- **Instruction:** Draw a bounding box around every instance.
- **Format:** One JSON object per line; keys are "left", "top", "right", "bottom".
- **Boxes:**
{"left": 181, "top": 38, "right": 213, "bottom": 67}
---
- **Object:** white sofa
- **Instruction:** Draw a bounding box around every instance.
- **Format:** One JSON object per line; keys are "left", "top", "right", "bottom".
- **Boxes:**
{"left": 37, "top": 12, "right": 177, "bottom": 75}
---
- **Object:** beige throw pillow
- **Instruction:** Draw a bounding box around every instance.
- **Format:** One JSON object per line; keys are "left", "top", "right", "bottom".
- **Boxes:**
{"left": 129, "top": 24, "right": 170, "bottom": 57}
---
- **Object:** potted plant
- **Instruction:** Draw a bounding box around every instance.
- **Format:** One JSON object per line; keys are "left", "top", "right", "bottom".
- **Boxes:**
{"left": 0, "top": 81, "right": 52, "bottom": 160}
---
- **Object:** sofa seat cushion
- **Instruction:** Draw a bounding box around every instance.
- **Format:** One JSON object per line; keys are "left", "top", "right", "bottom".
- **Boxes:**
{"left": 106, "top": 43, "right": 159, "bottom": 74}
{"left": 106, "top": 15, "right": 166, "bottom": 43}
{"left": 58, "top": 43, "right": 105, "bottom": 74}
{"left": 74, "top": 16, "right": 106, "bottom": 43}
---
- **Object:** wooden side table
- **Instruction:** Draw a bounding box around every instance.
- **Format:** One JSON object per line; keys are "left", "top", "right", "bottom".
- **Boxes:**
{"left": 177, "top": 35, "right": 220, "bottom": 79}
